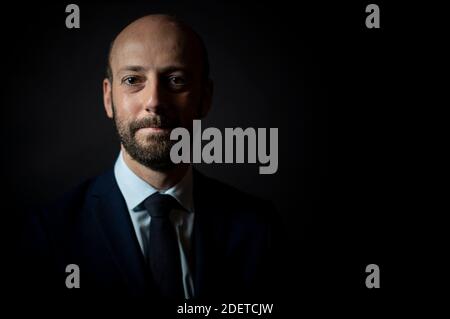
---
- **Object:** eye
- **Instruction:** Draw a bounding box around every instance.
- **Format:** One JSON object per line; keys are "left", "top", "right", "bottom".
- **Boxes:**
{"left": 168, "top": 75, "right": 187, "bottom": 87}
{"left": 122, "top": 76, "right": 143, "bottom": 86}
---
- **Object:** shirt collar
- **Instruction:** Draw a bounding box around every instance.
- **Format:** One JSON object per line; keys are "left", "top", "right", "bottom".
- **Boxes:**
{"left": 114, "top": 151, "right": 194, "bottom": 213}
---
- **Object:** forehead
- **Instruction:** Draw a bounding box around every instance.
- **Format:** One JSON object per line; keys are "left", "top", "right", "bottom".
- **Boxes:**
{"left": 111, "top": 25, "right": 201, "bottom": 73}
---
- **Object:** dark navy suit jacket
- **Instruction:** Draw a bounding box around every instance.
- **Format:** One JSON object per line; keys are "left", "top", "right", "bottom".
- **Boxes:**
{"left": 18, "top": 169, "right": 287, "bottom": 307}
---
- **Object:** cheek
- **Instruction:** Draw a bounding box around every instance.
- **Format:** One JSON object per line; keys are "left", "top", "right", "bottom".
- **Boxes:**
{"left": 112, "top": 89, "right": 142, "bottom": 116}
{"left": 175, "top": 91, "right": 202, "bottom": 118}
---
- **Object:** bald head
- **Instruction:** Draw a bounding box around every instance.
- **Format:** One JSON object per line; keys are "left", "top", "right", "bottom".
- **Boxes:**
{"left": 106, "top": 14, "right": 209, "bottom": 83}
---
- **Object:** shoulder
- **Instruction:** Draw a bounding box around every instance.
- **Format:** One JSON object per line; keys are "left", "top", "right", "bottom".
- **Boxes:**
{"left": 26, "top": 170, "right": 116, "bottom": 229}
{"left": 193, "top": 169, "right": 277, "bottom": 222}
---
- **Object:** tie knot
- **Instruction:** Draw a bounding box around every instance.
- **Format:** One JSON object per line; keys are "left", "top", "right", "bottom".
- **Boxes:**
{"left": 143, "top": 193, "right": 181, "bottom": 218}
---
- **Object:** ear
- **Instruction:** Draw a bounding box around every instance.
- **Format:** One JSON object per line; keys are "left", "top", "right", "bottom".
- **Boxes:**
{"left": 199, "top": 79, "right": 213, "bottom": 118}
{"left": 103, "top": 78, "right": 114, "bottom": 119}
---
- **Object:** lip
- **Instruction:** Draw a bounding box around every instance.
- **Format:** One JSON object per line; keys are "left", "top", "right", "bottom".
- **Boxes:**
{"left": 138, "top": 127, "right": 170, "bottom": 133}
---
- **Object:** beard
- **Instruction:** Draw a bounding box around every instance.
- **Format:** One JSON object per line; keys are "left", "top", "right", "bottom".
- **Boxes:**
{"left": 112, "top": 102, "right": 180, "bottom": 171}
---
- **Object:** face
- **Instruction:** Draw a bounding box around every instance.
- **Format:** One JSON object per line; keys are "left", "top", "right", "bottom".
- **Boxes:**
{"left": 103, "top": 20, "right": 212, "bottom": 171}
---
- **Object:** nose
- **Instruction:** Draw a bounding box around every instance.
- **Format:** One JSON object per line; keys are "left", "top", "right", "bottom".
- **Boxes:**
{"left": 143, "top": 75, "right": 166, "bottom": 113}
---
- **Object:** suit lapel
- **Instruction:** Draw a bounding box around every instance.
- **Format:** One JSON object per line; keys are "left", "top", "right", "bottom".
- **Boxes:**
{"left": 192, "top": 170, "right": 229, "bottom": 299}
{"left": 90, "top": 170, "right": 150, "bottom": 296}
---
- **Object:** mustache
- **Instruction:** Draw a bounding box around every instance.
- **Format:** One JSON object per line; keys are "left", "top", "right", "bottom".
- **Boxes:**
{"left": 129, "top": 115, "right": 179, "bottom": 134}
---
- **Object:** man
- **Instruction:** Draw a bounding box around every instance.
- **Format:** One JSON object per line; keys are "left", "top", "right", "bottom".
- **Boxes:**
{"left": 19, "top": 14, "right": 286, "bottom": 305}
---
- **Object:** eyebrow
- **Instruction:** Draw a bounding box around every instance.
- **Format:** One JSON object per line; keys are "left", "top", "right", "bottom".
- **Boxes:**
{"left": 117, "top": 65, "right": 189, "bottom": 74}
{"left": 117, "top": 65, "right": 148, "bottom": 73}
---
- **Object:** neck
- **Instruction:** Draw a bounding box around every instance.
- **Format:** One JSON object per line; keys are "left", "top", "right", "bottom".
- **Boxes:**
{"left": 121, "top": 146, "right": 189, "bottom": 190}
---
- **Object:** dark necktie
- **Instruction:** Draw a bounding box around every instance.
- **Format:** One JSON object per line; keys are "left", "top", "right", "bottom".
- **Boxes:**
{"left": 144, "top": 193, "right": 184, "bottom": 299}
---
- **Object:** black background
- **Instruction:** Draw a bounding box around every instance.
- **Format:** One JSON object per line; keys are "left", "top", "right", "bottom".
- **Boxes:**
{"left": 1, "top": 0, "right": 439, "bottom": 316}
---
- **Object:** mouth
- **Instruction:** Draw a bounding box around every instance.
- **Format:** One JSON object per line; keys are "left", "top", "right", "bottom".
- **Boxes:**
{"left": 137, "top": 127, "right": 171, "bottom": 133}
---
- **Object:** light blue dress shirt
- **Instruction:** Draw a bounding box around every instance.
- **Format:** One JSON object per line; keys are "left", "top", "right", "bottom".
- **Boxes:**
{"left": 114, "top": 151, "right": 195, "bottom": 299}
